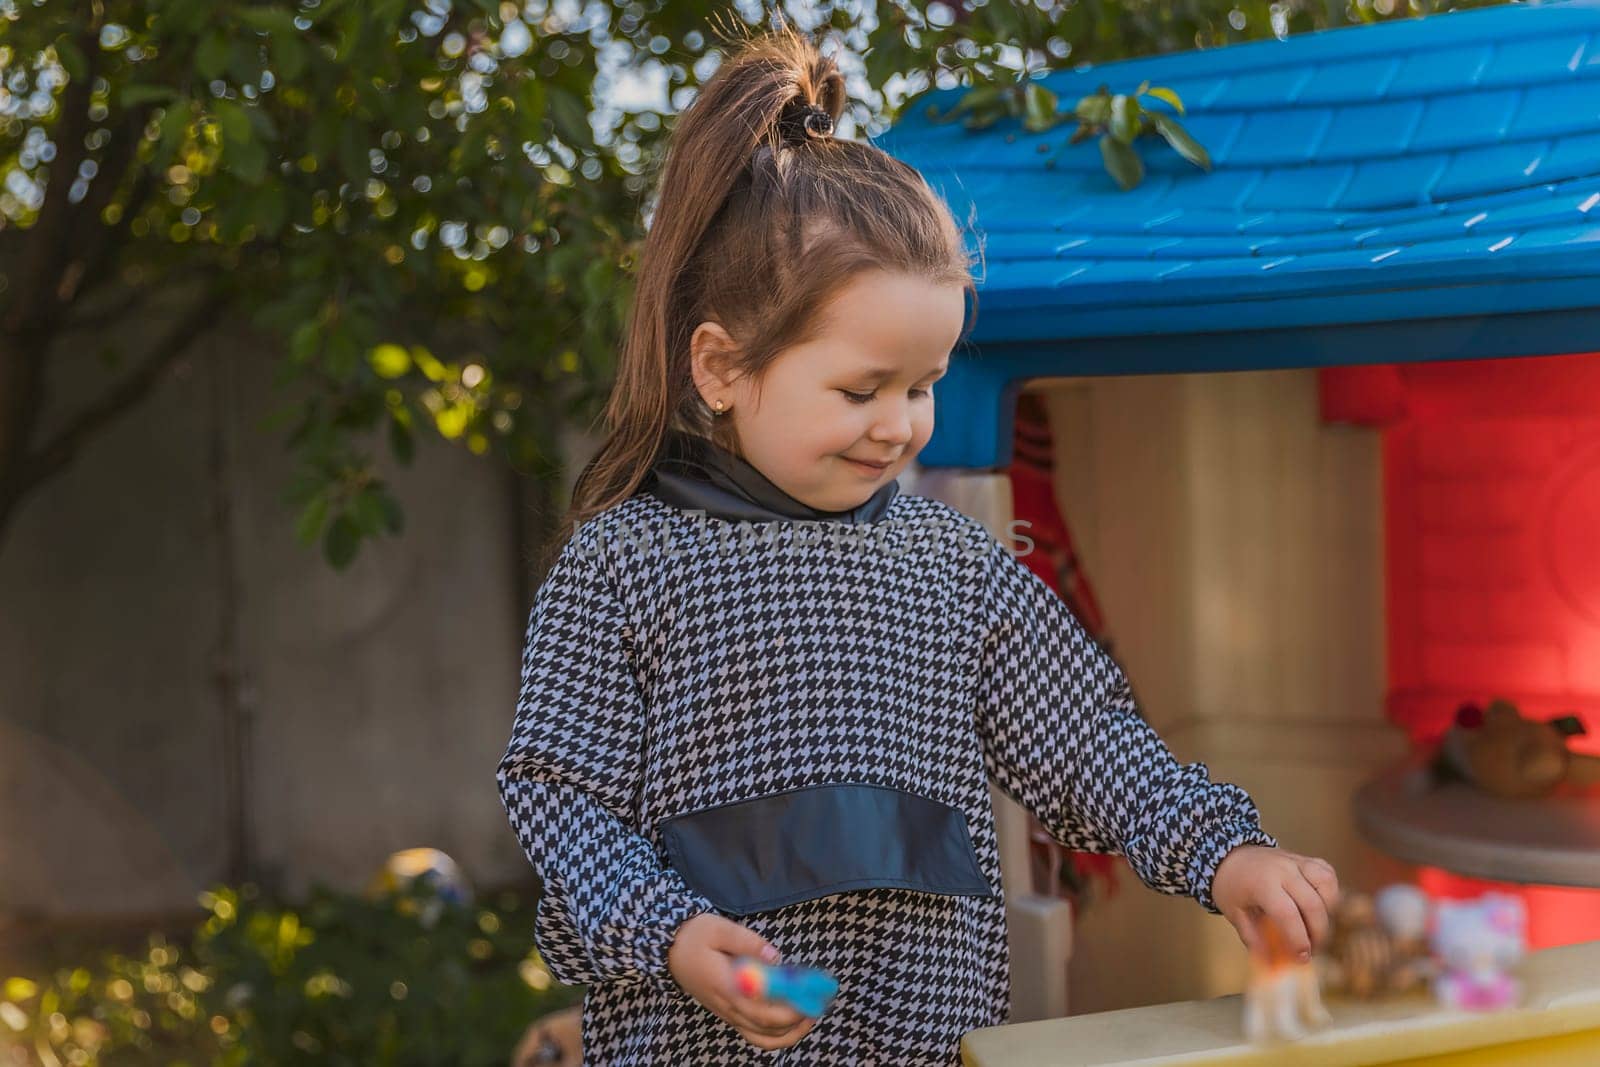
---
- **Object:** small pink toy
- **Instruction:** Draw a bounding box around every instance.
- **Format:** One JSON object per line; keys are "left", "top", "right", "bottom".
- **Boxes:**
{"left": 1430, "top": 893, "right": 1526, "bottom": 1012}
{"left": 731, "top": 956, "right": 840, "bottom": 1019}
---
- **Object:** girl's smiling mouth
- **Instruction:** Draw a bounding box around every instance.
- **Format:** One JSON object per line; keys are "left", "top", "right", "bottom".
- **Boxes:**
{"left": 843, "top": 455, "right": 893, "bottom": 474}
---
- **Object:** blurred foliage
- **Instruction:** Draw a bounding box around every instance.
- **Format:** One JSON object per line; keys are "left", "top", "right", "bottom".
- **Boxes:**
{"left": 0, "top": 0, "right": 1507, "bottom": 566}
{"left": 0, "top": 880, "right": 579, "bottom": 1066}
{"left": 926, "top": 77, "right": 1209, "bottom": 189}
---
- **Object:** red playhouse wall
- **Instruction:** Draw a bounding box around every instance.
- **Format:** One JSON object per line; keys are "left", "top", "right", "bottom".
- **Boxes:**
{"left": 1321, "top": 354, "right": 1600, "bottom": 949}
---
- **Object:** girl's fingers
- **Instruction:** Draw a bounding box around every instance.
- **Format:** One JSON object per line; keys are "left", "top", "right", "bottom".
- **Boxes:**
{"left": 776, "top": 1015, "right": 816, "bottom": 1041}
{"left": 736, "top": 1017, "right": 810, "bottom": 1044}
{"left": 1229, "top": 907, "right": 1262, "bottom": 957}
{"left": 1299, "top": 856, "right": 1341, "bottom": 909}
{"left": 1283, "top": 871, "right": 1331, "bottom": 952}
{"left": 728, "top": 994, "right": 807, "bottom": 1034}
{"left": 709, "top": 920, "right": 779, "bottom": 964}
{"left": 736, "top": 1015, "right": 814, "bottom": 1051}
{"left": 1264, "top": 886, "right": 1313, "bottom": 960}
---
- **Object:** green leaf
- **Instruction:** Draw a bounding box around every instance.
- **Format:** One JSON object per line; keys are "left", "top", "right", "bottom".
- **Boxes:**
{"left": 325, "top": 328, "right": 363, "bottom": 379}
{"left": 272, "top": 34, "right": 310, "bottom": 81}
{"left": 1073, "top": 90, "right": 1111, "bottom": 125}
{"left": 369, "top": 344, "right": 412, "bottom": 379}
{"left": 1142, "top": 86, "right": 1186, "bottom": 115}
{"left": 164, "top": 0, "right": 212, "bottom": 32}
{"left": 519, "top": 80, "right": 546, "bottom": 128}
{"left": 120, "top": 84, "right": 178, "bottom": 107}
{"left": 235, "top": 140, "right": 268, "bottom": 183}
{"left": 388, "top": 414, "right": 415, "bottom": 466}
{"left": 1152, "top": 114, "right": 1212, "bottom": 171}
{"left": 1109, "top": 94, "right": 1141, "bottom": 145}
{"left": 153, "top": 101, "right": 194, "bottom": 169}
{"left": 291, "top": 320, "right": 321, "bottom": 364}
{"left": 338, "top": 127, "right": 368, "bottom": 182}
{"left": 307, "top": 0, "right": 358, "bottom": 23}
{"left": 254, "top": 186, "right": 289, "bottom": 237}
{"left": 1022, "top": 83, "right": 1058, "bottom": 133}
{"left": 931, "top": 84, "right": 1002, "bottom": 122}
{"left": 581, "top": 259, "right": 610, "bottom": 306}
{"left": 214, "top": 99, "right": 252, "bottom": 143}
{"left": 196, "top": 31, "right": 231, "bottom": 80}
{"left": 350, "top": 489, "right": 387, "bottom": 535}
{"left": 434, "top": 403, "right": 470, "bottom": 439}
{"left": 323, "top": 515, "right": 360, "bottom": 568}
{"left": 236, "top": 7, "right": 302, "bottom": 35}
{"left": 378, "top": 494, "right": 405, "bottom": 535}
{"left": 1100, "top": 134, "right": 1144, "bottom": 190}
{"left": 56, "top": 37, "right": 88, "bottom": 82}
{"left": 546, "top": 88, "right": 591, "bottom": 146}
{"left": 295, "top": 494, "right": 330, "bottom": 546}
{"left": 226, "top": 39, "right": 265, "bottom": 86}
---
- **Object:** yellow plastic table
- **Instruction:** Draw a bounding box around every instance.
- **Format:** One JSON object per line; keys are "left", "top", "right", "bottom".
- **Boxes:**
{"left": 960, "top": 940, "right": 1600, "bottom": 1066}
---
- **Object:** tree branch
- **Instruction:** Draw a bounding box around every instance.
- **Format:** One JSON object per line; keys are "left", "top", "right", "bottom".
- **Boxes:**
{"left": 54, "top": 282, "right": 157, "bottom": 335}
{"left": 59, "top": 264, "right": 218, "bottom": 335}
{"left": 11, "top": 289, "right": 229, "bottom": 501}
{"left": 63, "top": 105, "right": 160, "bottom": 305}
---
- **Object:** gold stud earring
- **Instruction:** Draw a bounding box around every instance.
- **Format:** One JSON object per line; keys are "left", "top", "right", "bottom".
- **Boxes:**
{"left": 713, "top": 399, "right": 727, "bottom": 415}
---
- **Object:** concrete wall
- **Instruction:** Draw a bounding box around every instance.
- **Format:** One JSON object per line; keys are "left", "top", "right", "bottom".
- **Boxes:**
{"left": 0, "top": 324, "right": 537, "bottom": 921}
{"left": 1029, "top": 370, "right": 1409, "bottom": 1013}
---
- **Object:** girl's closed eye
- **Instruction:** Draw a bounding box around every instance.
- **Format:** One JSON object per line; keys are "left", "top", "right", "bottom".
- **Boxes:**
{"left": 841, "top": 386, "right": 933, "bottom": 405}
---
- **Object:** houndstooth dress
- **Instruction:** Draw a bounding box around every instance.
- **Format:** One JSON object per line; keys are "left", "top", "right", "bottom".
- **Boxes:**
{"left": 496, "top": 430, "right": 1277, "bottom": 1065}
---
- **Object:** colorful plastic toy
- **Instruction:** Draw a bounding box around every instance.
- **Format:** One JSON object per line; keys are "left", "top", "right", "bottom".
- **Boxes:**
{"left": 1320, "top": 884, "right": 1433, "bottom": 1000}
{"left": 1431, "top": 893, "right": 1527, "bottom": 1012}
{"left": 731, "top": 957, "right": 840, "bottom": 1019}
{"left": 1242, "top": 919, "right": 1331, "bottom": 1044}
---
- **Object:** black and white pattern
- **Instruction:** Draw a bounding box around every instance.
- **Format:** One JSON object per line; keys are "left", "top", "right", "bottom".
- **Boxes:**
{"left": 497, "top": 492, "right": 1276, "bottom": 1064}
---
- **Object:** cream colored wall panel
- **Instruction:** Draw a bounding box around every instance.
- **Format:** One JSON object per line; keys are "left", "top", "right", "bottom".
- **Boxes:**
{"left": 1034, "top": 371, "right": 1390, "bottom": 1013}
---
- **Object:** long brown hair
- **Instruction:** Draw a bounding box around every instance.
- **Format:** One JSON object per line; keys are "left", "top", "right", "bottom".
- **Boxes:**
{"left": 544, "top": 15, "right": 979, "bottom": 572}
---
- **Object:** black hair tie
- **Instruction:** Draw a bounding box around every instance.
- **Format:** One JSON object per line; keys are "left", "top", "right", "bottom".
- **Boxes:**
{"left": 777, "top": 100, "right": 835, "bottom": 145}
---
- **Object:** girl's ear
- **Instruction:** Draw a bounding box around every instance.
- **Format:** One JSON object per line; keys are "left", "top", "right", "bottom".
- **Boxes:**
{"left": 690, "top": 319, "right": 743, "bottom": 398}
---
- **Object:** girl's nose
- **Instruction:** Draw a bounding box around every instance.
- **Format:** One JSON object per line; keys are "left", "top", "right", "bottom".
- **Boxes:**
{"left": 869, "top": 401, "right": 913, "bottom": 444}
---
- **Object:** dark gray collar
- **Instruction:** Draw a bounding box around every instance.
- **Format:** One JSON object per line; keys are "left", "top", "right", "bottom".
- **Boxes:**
{"left": 641, "top": 429, "right": 899, "bottom": 524}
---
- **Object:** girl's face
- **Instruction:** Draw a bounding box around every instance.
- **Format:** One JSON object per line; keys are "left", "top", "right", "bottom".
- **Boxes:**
{"left": 693, "top": 269, "right": 968, "bottom": 513}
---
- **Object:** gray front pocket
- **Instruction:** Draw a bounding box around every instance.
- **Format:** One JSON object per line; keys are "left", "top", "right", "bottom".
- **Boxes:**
{"left": 660, "top": 781, "right": 996, "bottom": 917}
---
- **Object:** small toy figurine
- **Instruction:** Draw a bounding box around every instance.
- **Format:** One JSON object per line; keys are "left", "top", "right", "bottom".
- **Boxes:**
{"left": 1430, "top": 893, "right": 1526, "bottom": 1012}
{"left": 1242, "top": 917, "right": 1332, "bottom": 1043}
{"left": 1320, "top": 884, "right": 1432, "bottom": 1000}
{"left": 511, "top": 1005, "right": 580, "bottom": 1067}
{"left": 1434, "top": 699, "right": 1600, "bottom": 799}
{"left": 364, "top": 847, "right": 474, "bottom": 929}
{"left": 731, "top": 957, "right": 840, "bottom": 1019}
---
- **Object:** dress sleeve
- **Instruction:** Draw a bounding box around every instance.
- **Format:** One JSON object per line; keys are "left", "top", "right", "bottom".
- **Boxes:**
{"left": 496, "top": 541, "right": 718, "bottom": 988}
{"left": 972, "top": 526, "right": 1277, "bottom": 914}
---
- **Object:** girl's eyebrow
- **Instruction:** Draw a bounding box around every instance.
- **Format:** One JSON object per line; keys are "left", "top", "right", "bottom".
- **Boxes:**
{"left": 854, "top": 361, "right": 950, "bottom": 382}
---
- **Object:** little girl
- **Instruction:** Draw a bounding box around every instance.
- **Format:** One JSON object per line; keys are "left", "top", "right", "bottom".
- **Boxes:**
{"left": 497, "top": 23, "right": 1340, "bottom": 1066}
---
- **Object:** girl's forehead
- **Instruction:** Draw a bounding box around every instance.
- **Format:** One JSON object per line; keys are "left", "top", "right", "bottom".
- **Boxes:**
{"left": 808, "top": 272, "right": 966, "bottom": 364}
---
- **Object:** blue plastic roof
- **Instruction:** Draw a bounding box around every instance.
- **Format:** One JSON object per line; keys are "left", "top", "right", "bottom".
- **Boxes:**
{"left": 874, "top": 0, "right": 1600, "bottom": 468}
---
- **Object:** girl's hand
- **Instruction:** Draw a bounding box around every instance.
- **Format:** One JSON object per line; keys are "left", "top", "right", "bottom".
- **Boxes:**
{"left": 1211, "top": 846, "right": 1340, "bottom": 963}
{"left": 667, "top": 912, "right": 818, "bottom": 1050}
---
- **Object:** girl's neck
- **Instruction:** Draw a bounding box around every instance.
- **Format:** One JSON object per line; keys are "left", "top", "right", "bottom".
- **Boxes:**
{"left": 645, "top": 427, "right": 899, "bottom": 525}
